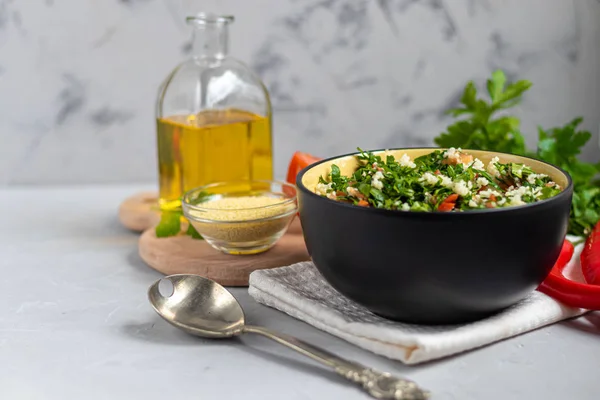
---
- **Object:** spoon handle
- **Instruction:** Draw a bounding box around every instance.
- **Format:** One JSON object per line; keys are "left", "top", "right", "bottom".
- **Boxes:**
{"left": 244, "top": 325, "right": 429, "bottom": 400}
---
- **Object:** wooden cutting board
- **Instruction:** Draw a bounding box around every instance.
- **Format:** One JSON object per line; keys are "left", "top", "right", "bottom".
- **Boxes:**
{"left": 119, "top": 191, "right": 310, "bottom": 286}
{"left": 118, "top": 191, "right": 161, "bottom": 232}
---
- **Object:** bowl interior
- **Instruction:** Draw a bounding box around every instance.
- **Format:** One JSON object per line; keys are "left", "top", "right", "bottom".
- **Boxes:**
{"left": 301, "top": 148, "right": 569, "bottom": 194}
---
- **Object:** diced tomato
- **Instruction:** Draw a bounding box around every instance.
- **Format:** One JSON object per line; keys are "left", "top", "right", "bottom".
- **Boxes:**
{"left": 489, "top": 194, "right": 497, "bottom": 202}
{"left": 437, "top": 194, "right": 459, "bottom": 211}
{"left": 444, "top": 194, "right": 459, "bottom": 203}
{"left": 437, "top": 203, "right": 454, "bottom": 211}
{"left": 434, "top": 170, "right": 441, "bottom": 175}
{"left": 357, "top": 200, "right": 370, "bottom": 207}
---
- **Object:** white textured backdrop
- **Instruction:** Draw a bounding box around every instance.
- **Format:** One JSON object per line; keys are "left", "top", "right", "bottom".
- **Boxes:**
{"left": 1, "top": 0, "right": 598, "bottom": 185}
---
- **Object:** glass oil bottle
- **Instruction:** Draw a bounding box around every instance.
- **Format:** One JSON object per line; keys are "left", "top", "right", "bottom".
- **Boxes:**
{"left": 156, "top": 14, "right": 273, "bottom": 210}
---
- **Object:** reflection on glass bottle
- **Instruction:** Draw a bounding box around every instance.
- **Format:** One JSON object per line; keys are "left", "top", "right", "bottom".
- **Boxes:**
{"left": 156, "top": 14, "right": 273, "bottom": 210}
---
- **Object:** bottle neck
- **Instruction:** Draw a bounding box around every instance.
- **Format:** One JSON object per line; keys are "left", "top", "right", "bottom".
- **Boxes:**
{"left": 191, "top": 23, "right": 228, "bottom": 59}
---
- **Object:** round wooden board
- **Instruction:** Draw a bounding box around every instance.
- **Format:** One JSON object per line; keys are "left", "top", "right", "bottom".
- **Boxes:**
{"left": 138, "top": 217, "right": 310, "bottom": 286}
{"left": 118, "top": 191, "right": 160, "bottom": 232}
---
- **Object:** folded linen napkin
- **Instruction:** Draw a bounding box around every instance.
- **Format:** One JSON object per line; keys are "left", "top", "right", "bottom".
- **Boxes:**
{"left": 248, "top": 242, "right": 587, "bottom": 364}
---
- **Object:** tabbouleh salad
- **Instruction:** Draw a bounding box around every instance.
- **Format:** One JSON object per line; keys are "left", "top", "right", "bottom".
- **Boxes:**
{"left": 315, "top": 148, "right": 562, "bottom": 212}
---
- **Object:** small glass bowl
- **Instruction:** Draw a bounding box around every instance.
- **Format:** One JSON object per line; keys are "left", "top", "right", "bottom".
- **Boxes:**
{"left": 182, "top": 180, "right": 298, "bottom": 255}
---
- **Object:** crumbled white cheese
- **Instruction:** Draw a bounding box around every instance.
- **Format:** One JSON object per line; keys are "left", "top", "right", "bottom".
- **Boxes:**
{"left": 471, "top": 158, "right": 485, "bottom": 170}
{"left": 401, "top": 203, "right": 410, "bottom": 211}
{"left": 443, "top": 147, "right": 456, "bottom": 158}
{"left": 497, "top": 197, "right": 507, "bottom": 206}
{"left": 547, "top": 181, "right": 560, "bottom": 189}
{"left": 444, "top": 147, "right": 462, "bottom": 162}
{"left": 479, "top": 189, "right": 501, "bottom": 198}
{"left": 362, "top": 171, "right": 366, "bottom": 177}
{"left": 476, "top": 177, "right": 489, "bottom": 188}
{"left": 315, "top": 182, "right": 332, "bottom": 196}
{"left": 399, "top": 153, "right": 416, "bottom": 168}
{"left": 421, "top": 172, "right": 439, "bottom": 186}
{"left": 371, "top": 171, "right": 384, "bottom": 190}
{"left": 439, "top": 175, "right": 453, "bottom": 188}
{"left": 326, "top": 191, "right": 337, "bottom": 200}
{"left": 487, "top": 156, "right": 500, "bottom": 178}
{"left": 506, "top": 185, "right": 532, "bottom": 198}
{"left": 346, "top": 186, "right": 360, "bottom": 197}
{"left": 509, "top": 195, "right": 526, "bottom": 206}
{"left": 453, "top": 180, "right": 470, "bottom": 196}
{"left": 505, "top": 186, "right": 533, "bottom": 205}
{"left": 468, "top": 199, "right": 479, "bottom": 208}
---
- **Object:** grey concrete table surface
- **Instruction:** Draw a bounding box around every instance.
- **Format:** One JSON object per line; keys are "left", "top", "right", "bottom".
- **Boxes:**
{"left": 1, "top": 185, "right": 599, "bottom": 400}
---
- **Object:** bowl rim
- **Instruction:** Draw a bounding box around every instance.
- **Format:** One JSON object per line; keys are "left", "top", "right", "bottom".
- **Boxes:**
{"left": 181, "top": 179, "right": 298, "bottom": 224}
{"left": 296, "top": 147, "right": 573, "bottom": 216}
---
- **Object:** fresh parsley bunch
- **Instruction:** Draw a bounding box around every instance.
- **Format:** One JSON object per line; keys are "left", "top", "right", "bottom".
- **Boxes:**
{"left": 434, "top": 70, "right": 600, "bottom": 236}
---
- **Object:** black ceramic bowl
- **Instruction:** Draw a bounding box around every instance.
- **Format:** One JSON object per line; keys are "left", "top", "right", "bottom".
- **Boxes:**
{"left": 296, "top": 148, "right": 573, "bottom": 324}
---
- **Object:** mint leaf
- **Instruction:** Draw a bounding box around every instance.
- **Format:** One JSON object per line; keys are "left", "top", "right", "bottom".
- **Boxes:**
{"left": 186, "top": 223, "right": 203, "bottom": 239}
{"left": 155, "top": 211, "right": 182, "bottom": 238}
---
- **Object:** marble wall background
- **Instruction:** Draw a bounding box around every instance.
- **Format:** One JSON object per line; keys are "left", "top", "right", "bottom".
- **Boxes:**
{"left": 0, "top": 0, "right": 598, "bottom": 185}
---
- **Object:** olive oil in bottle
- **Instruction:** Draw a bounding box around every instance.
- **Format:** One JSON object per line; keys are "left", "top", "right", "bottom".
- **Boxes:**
{"left": 156, "top": 109, "right": 272, "bottom": 210}
{"left": 155, "top": 13, "right": 273, "bottom": 210}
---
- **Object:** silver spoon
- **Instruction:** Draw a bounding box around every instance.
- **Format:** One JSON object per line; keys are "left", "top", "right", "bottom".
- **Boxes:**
{"left": 148, "top": 274, "right": 430, "bottom": 400}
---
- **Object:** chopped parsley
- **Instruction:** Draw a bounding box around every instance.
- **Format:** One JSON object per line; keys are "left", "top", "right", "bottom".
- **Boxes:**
{"left": 316, "top": 148, "right": 561, "bottom": 212}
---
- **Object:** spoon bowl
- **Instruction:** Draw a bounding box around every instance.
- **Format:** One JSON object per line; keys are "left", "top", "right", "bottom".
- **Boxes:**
{"left": 148, "top": 274, "right": 245, "bottom": 338}
{"left": 148, "top": 274, "right": 430, "bottom": 399}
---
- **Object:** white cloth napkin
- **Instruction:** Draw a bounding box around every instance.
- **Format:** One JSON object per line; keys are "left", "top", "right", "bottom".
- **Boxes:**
{"left": 248, "top": 241, "right": 587, "bottom": 364}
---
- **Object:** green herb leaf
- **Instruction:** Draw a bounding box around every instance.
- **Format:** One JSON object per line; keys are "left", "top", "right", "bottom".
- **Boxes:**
{"left": 358, "top": 182, "right": 371, "bottom": 197}
{"left": 434, "top": 70, "right": 531, "bottom": 156}
{"left": 155, "top": 211, "right": 182, "bottom": 238}
{"left": 186, "top": 223, "right": 203, "bottom": 239}
{"left": 370, "top": 188, "right": 385, "bottom": 203}
{"left": 331, "top": 164, "right": 341, "bottom": 180}
{"left": 487, "top": 70, "right": 506, "bottom": 103}
{"left": 433, "top": 69, "right": 600, "bottom": 237}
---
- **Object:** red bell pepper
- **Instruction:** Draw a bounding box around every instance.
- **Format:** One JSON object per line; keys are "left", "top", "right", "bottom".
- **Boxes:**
{"left": 581, "top": 222, "right": 600, "bottom": 285}
{"left": 538, "top": 239, "right": 600, "bottom": 310}
{"left": 286, "top": 151, "right": 322, "bottom": 186}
